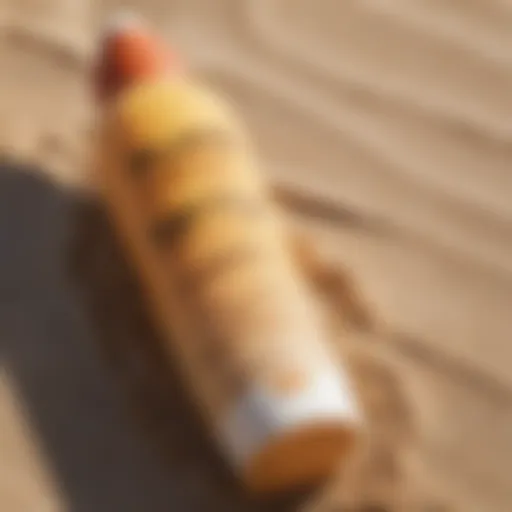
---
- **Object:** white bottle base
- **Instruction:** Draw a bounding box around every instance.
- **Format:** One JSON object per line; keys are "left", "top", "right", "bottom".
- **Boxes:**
{"left": 218, "top": 365, "right": 362, "bottom": 493}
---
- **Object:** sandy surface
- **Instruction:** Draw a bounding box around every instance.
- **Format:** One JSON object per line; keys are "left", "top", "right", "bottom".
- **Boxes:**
{"left": 0, "top": 1, "right": 511, "bottom": 511}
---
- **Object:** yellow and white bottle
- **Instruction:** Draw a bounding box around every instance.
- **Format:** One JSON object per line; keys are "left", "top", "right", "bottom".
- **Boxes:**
{"left": 92, "top": 13, "right": 363, "bottom": 494}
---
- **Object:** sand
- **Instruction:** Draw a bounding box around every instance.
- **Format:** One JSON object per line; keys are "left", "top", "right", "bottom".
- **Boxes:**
{"left": 0, "top": 0, "right": 511, "bottom": 511}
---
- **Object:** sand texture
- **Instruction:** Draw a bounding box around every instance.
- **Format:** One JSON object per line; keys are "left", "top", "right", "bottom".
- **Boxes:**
{"left": 0, "top": 1, "right": 511, "bottom": 511}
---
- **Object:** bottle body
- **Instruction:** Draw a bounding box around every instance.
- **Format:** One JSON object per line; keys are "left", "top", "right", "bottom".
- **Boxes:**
{"left": 96, "top": 78, "right": 362, "bottom": 493}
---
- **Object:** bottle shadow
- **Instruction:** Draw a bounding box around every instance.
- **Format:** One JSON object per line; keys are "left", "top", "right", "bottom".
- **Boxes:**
{"left": 0, "top": 157, "right": 308, "bottom": 512}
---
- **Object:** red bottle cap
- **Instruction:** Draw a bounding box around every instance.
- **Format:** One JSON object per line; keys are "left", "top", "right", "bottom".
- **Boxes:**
{"left": 94, "top": 12, "right": 181, "bottom": 102}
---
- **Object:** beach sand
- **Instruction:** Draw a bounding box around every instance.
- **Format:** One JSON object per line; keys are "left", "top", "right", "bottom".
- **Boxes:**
{"left": 0, "top": 1, "right": 511, "bottom": 510}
